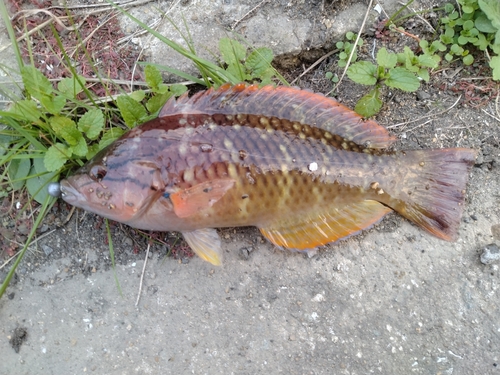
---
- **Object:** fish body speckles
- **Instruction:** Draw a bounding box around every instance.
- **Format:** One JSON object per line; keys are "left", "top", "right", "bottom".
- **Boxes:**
{"left": 58, "top": 84, "right": 476, "bottom": 265}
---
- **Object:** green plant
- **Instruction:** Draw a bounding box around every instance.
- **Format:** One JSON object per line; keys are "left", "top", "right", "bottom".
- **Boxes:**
{"left": 439, "top": 0, "right": 500, "bottom": 77}
{"left": 325, "top": 71, "right": 339, "bottom": 83}
{"left": 336, "top": 32, "right": 364, "bottom": 68}
{"left": 218, "top": 37, "right": 275, "bottom": 85}
{"left": 347, "top": 47, "right": 436, "bottom": 117}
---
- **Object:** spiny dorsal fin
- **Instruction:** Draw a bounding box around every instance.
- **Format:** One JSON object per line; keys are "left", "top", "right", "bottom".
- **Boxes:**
{"left": 159, "top": 84, "right": 396, "bottom": 149}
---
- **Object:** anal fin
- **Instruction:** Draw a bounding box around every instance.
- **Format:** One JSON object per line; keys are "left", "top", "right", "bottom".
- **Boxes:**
{"left": 260, "top": 200, "right": 392, "bottom": 250}
{"left": 182, "top": 228, "right": 223, "bottom": 266}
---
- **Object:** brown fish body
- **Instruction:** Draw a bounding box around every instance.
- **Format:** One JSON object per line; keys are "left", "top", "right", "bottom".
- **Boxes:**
{"left": 59, "top": 84, "right": 476, "bottom": 264}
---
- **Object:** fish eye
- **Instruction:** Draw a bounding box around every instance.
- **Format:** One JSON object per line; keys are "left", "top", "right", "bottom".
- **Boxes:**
{"left": 90, "top": 165, "right": 107, "bottom": 181}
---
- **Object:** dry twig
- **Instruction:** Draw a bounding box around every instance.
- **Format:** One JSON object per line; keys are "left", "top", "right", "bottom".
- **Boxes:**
{"left": 135, "top": 243, "right": 151, "bottom": 307}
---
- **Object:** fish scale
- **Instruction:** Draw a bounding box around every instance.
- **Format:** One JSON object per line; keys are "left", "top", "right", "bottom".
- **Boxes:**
{"left": 56, "top": 84, "right": 476, "bottom": 265}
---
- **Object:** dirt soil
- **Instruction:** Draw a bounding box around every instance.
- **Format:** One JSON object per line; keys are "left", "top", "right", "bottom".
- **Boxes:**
{"left": 1, "top": 1, "right": 500, "bottom": 374}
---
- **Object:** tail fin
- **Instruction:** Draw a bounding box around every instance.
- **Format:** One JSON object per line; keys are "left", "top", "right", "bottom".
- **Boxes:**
{"left": 390, "top": 148, "right": 476, "bottom": 241}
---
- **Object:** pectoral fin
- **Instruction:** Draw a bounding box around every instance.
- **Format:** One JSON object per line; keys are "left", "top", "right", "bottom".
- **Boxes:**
{"left": 182, "top": 228, "right": 223, "bottom": 266}
{"left": 170, "top": 179, "right": 235, "bottom": 218}
{"left": 260, "top": 200, "right": 392, "bottom": 250}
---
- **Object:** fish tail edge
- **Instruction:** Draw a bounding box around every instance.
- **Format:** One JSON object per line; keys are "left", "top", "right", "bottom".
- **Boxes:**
{"left": 394, "top": 148, "right": 476, "bottom": 241}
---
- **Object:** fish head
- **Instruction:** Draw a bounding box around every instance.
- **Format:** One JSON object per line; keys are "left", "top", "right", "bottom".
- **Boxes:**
{"left": 59, "top": 139, "right": 169, "bottom": 226}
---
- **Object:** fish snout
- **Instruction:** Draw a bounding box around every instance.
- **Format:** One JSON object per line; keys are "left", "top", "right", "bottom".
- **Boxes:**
{"left": 56, "top": 180, "right": 85, "bottom": 203}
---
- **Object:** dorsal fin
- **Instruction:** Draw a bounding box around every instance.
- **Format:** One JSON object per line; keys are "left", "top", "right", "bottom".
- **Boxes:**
{"left": 159, "top": 83, "right": 396, "bottom": 149}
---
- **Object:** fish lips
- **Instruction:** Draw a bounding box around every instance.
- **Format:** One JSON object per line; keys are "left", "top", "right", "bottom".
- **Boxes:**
{"left": 59, "top": 179, "right": 86, "bottom": 205}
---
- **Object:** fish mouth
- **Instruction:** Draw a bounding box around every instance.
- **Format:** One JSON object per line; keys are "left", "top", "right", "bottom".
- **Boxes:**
{"left": 59, "top": 179, "right": 85, "bottom": 204}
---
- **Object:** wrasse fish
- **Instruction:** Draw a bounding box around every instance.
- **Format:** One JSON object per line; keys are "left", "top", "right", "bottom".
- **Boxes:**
{"left": 50, "top": 84, "right": 476, "bottom": 265}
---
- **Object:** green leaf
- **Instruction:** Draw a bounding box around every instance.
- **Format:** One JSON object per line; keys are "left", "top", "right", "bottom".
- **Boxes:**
{"left": 44, "top": 143, "right": 71, "bottom": 172}
{"left": 385, "top": 67, "right": 420, "bottom": 92}
{"left": 432, "top": 40, "right": 447, "bottom": 52}
{"left": 245, "top": 47, "right": 274, "bottom": 76}
{"left": 490, "top": 55, "right": 500, "bottom": 80}
{"left": 226, "top": 62, "right": 248, "bottom": 82}
{"left": 9, "top": 158, "right": 31, "bottom": 190}
{"left": 26, "top": 158, "right": 57, "bottom": 204}
{"left": 462, "top": 54, "right": 474, "bottom": 65}
{"left": 376, "top": 48, "right": 397, "bottom": 69}
{"left": 444, "top": 3, "right": 455, "bottom": 13}
{"left": 354, "top": 87, "right": 383, "bottom": 117}
{"left": 169, "top": 83, "right": 188, "bottom": 97}
{"left": 129, "top": 90, "right": 146, "bottom": 102}
{"left": 418, "top": 68, "right": 430, "bottom": 82}
{"left": 49, "top": 116, "right": 80, "bottom": 145}
{"left": 99, "top": 128, "right": 126, "bottom": 150}
{"left": 462, "top": 5, "right": 474, "bottom": 13}
{"left": 78, "top": 109, "right": 104, "bottom": 140}
{"left": 40, "top": 94, "right": 66, "bottom": 115}
{"left": 450, "top": 44, "right": 465, "bottom": 55}
{"left": 347, "top": 61, "right": 378, "bottom": 85}
{"left": 116, "top": 95, "right": 148, "bottom": 128}
{"left": 86, "top": 144, "right": 101, "bottom": 160}
{"left": 457, "top": 35, "right": 469, "bottom": 45}
{"left": 473, "top": 33, "right": 490, "bottom": 50}
{"left": 417, "top": 54, "right": 439, "bottom": 68}
{"left": 146, "top": 92, "right": 172, "bottom": 114}
{"left": 346, "top": 31, "right": 355, "bottom": 40}
{"left": 219, "top": 38, "right": 246, "bottom": 66}
{"left": 145, "top": 64, "right": 163, "bottom": 91}
{"left": 478, "top": 0, "right": 500, "bottom": 32}
{"left": 463, "top": 20, "right": 474, "bottom": 30}
{"left": 58, "top": 76, "right": 86, "bottom": 98}
{"left": 475, "top": 12, "right": 497, "bottom": 33}
{"left": 9, "top": 100, "right": 41, "bottom": 123}
{"left": 20, "top": 66, "right": 52, "bottom": 101}
{"left": 71, "top": 135, "right": 88, "bottom": 157}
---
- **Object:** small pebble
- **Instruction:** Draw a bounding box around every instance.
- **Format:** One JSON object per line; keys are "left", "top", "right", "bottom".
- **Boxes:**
{"left": 239, "top": 247, "right": 253, "bottom": 260}
{"left": 416, "top": 91, "right": 431, "bottom": 100}
{"left": 491, "top": 224, "right": 500, "bottom": 241}
{"left": 480, "top": 243, "right": 500, "bottom": 265}
{"left": 42, "top": 245, "right": 54, "bottom": 256}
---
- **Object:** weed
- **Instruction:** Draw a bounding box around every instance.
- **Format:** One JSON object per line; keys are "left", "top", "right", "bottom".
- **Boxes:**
{"left": 336, "top": 32, "right": 363, "bottom": 68}
{"left": 342, "top": 0, "right": 500, "bottom": 116}
{"left": 346, "top": 47, "right": 436, "bottom": 117}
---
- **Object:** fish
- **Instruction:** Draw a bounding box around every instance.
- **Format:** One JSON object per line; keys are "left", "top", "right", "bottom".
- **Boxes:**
{"left": 51, "top": 83, "right": 477, "bottom": 265}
